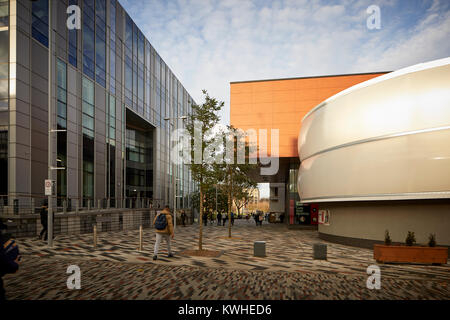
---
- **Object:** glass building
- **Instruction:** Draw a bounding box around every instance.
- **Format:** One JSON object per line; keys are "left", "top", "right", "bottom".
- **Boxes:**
{"left": 0, "top": 0, "right": 195, "bottom": 211}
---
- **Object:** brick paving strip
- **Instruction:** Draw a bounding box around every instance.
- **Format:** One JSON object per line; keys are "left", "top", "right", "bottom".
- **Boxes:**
{"left": 4, "top": 220, "right": 450, "bottom": 299}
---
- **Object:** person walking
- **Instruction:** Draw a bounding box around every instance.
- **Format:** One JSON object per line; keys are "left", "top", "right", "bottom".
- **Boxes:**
{"left": 181, "top": 210, "right": 186, "bottom": 227}
{"left": 203, "top": 212, "right": 208, "bottom": 226}
{"left": 152, "top": 205, "right": 174, "bottom": 260}
{"left": 223, "top": 214, "right": 228, "bottom": 226}
{"left": 258, "top": 212, "right": 264, "bottom": 226}
{"left": 1, "top": 221, "right": 21, "bottom": 301}
{"left": 253, "top": 213, "right": 258, "bottom": 226}
{"left": 231, "top": 212, "right": 235, "bottom": 226}
{"left": 217, "top": 212, "right": 222, "bottom": 226}
{"left": 39, "top": 200, "right": 50, "bottom": 241}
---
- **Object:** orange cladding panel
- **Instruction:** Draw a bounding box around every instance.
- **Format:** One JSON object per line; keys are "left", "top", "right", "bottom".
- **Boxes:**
{"left": 230, "top": 73, "right": 387, "bottom": 158}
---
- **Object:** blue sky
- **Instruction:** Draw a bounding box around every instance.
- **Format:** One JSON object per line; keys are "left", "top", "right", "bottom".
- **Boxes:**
{"left": 120, "top": 0, "right": 450, "bottom": 197}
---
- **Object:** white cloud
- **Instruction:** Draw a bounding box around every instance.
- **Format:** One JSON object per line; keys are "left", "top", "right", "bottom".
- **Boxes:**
{"left": 120, "top": 0, "right": 450, "bottom": 125}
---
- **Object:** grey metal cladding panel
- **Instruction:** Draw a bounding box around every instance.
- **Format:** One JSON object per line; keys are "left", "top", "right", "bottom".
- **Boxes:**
{"left": 67, "top": 131, "right": 78, "bottom": 150}
{"left": 67, "top": 67, "right": 78, "bottom": 96}
{"left": 115, "top": 51, "right": 122, "bottom": 79}
{"left": 66, "top": 154, "right": 78, "bottom": 170}
{"left": 10, "top": 99, "right": 29, "bottom": 115}
{"left": 17, "top": 16, "right": 30, "bottom": 34}
{"left": 56, "top": 0, "right": 67, "bottom": 37}
{"left": 31, "top": 87, "right": 48, "bottom": 110}
{"left": 116, "top": 4, "right": 123, "bottom": 40}
{"left": 31, "top": 73, "right": 48, "bottom": 94}
{"left": 31, "top": 117, "right": 47, "bottom": 135}
{"left": 0, "top": 111, "right": 8, "bottom": 126}
{"left": 56, "top": 38, "right": 67, "bottom": 59}
{"left": 96, "top": 170, "right": 106, "bottom": 198}
{"left": 31, "top": 161, "right": 46, "bottom": 195}
{"left": 95, "top": 118, "right": 106, "bottom": 137}
{"left": 67, "top": 168, "right": 79, "bottom": 198}
{"left": 15, "top": 158, "right": 31, "bottom": 194}
{"left": 10, "top": 143, "right": 29, "bottom": 162}
{"left": 95, "top": 84, "right": 106, "bottom": 112}
{"left": 31, "top": 42, "right": 49, "bottom": 79}
{"left": 16, "top": 64, "right": 30, "bottom": 85}
{"left": 66, "top": 105, "right": 78, "bottom": 126}
{"left": 31, "top": 101, "right": 48, "bottom": 123}
{"left": 66, "top": 119, "right": 77, "bottom": 137}
{"left": 17, "top": 31, "right": 30, "bottom": 69}
{"left": 16, "top": 80, "right": 30, "bottom": 103}
{"left": 31, "top": 129, "right": 47, "bottom": 152}
{"left": 95, "top": 145, "right": 105, "bottom": 162}
{"left": 9, "top": 125, "right": 30, "bottom": 146}
{"left": 67, "top": 92, "right": 77, "bottom": 109}
{"left": 16, "top": 0, "right": 31, "bottom": 33}
{"left": 17, "top": 0, "right": 31, "bottom": 11}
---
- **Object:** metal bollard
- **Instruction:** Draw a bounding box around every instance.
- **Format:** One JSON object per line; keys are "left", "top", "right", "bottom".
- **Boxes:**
{"left": 93, "top": 224, "right": 97, "bottom": 248}
{"left": 88, "top": 200, "right": 91, "bottom": 211}
{"left": 313, "top": 243, "right": 327, "bottom": 260}
{"left": 139, "top": 225, "right": 143, "bottom": 252}
{"left": 254, "top": 241, "right": 266, "bottom": 257}
{"left": 97, "top": 199, "right": 101, "bottom": 209}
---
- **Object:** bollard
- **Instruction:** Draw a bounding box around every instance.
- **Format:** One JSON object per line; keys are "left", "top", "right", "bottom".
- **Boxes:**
{"left": 97, "top": 199, "right": 101, "bottom": 209}
{"left": 139, "top": 225, "right": 143, "bottom": 252}
{"left": 313, "top": 243, "right": 327, "bottom": 260}
{"left": 88, "top": 200, "right": 91, "bottom": 211}
{"left": 63, "top": 200, "right": 67, "bottom": 213}
{"left": 93, "top": 224, "right": 97, "bottom": 248}
{"left": 31, "top": 198, "right": 35, "bottom": 214}
{"left": 107, "top": 198, "right": 110, "bottom": 209}
{"left": 254, "top": 241, "right": 266, "bottom": 257}
{"left": 75, "top": 199, "right": 79, "bottom": 213}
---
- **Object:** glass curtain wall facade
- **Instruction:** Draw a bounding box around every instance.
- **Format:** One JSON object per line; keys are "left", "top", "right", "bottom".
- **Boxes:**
{"left": 0, "top": 0, "right": 8, "bottom": 202}
{"left": 3, "top": 0, "right": 194, "bottom": 212}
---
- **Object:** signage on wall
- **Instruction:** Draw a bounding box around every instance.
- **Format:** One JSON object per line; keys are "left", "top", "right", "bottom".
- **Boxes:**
{"left": 44, "top": 179, "right": 55, "bottom": 196}
{"left": 318, "top": 210, "right": 330, "bottom": 225}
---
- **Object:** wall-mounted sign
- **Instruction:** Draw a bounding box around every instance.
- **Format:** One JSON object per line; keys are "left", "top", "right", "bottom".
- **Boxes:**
{"left": 44, "top": 179, "right": 55, "bottom": 196}
{"left": 318, "top": 210, "right": 330, "bottom": 225}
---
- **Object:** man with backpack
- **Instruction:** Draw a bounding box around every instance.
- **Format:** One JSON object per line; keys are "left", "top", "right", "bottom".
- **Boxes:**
{"left": 152, "top": 205, "right": 174, "bottom": 260}
{"left": 1, "top": 221, "right": 21, "bottom": 300}
{"left": 217, "top": 212, "right": 222, "bottom": 226}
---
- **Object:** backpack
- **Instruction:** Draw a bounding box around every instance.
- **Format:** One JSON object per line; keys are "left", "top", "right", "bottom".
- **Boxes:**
{"left": 155, "top": 214, "right": 167, "bottom": 230}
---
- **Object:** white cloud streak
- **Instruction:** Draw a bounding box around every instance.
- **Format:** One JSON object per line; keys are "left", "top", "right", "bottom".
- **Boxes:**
{"left": 120, "top": 0, "right": 450, "bottom": 125}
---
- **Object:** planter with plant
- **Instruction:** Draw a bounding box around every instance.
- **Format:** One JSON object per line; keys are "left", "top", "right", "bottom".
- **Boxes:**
{"left": 374, "top": 231, "right": 448, "bottom": 265}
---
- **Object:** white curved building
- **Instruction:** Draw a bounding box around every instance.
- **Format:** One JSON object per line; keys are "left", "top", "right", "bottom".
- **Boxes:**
{"left": 298, "top": 57, "right": 450, "bottom": 248}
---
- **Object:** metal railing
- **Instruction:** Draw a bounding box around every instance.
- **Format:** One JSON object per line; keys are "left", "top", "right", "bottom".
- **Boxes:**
{"left": 0, "top": 194, "right": 194, "bottom": 240}
{"left": 0, "top": 194, "right": 168, "bottom": 215}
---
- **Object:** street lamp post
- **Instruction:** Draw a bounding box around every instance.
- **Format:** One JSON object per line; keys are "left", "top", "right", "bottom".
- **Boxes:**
{"left": 36, "top": 0, "right": 66, "bottom": 247}
{"left": 164, "top": 115, "right": 187, "bottom": 231}
{"left": 47, "top": 0, "right": 54, "bottom": 247}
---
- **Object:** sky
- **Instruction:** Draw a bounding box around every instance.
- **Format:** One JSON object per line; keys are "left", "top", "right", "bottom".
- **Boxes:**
{"left": 120, "top": 0, "right": 450, "bottom": 197}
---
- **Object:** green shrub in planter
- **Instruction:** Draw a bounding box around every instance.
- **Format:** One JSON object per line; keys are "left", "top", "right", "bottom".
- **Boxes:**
{"left": 384, "top": 230, "right": 392, "bottom": 245}
{"left": 405, "top": 231, "right": 416, "bottom": 246}
{"left": 428, "top": 233, "right": 436, "bottom": 247}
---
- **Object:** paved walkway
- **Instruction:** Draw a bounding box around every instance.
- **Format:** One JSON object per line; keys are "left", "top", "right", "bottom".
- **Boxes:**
{"left": 3, "top": 220, "right": 450, "bottom": 299}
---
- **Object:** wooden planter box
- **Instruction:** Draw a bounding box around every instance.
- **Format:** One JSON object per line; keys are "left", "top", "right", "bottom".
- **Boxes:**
{"left": 374, "top": 244, "right": 448, "bottom": 265}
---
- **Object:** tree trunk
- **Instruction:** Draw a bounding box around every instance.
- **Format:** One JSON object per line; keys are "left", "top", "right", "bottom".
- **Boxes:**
{"left": 228, "top": 168, "right": 232, "bottom": 238}
{"left": 199, "top": 187, "right": 203, "bottom": 251}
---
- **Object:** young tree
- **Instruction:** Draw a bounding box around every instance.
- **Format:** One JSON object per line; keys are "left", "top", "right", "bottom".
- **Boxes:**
{"left": 233, "top": 184, "right": 257, "bottom": 216}
{"left": 185, "top": 90, "right": 223, "bottom": 251}
{"left": 218, "top": 126, "right": 258, "bottom": 238}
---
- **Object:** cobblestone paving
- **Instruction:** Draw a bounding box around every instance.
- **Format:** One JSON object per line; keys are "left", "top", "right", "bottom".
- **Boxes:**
{"left": 4, "top": 220, "right": 450, "bottom": 299}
